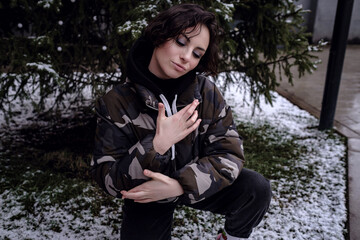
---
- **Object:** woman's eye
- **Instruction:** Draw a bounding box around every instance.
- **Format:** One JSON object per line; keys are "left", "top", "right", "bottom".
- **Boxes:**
{"left": 175, "top": 36, "right": 202, "bottom": 59}
{"left": 176, "top": 38, "right": 186, "bottom": 46}
{"left": 193, "top": 51, "right": 201, "bottom": 59}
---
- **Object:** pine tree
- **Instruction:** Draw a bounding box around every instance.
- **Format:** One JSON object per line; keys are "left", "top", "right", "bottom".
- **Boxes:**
{"left": 0, "top": 0, "right": 323, "bottom": 121}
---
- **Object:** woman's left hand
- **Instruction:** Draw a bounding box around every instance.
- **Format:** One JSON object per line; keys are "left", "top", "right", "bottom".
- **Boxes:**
{"left": 120, "top": 169, "right": 184, "bottom": 203}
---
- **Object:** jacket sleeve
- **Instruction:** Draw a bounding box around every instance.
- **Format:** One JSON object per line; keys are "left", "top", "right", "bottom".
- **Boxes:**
{"left": 91, "top": 94, "right": 171, "bottom": 198}
{"left": 172, "top": 83, "right": 245, "bottom": 204}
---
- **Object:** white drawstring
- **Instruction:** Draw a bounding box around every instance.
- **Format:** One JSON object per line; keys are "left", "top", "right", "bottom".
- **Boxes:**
{"left": 171, "top": 94, "right": 178, "bottom": 115}
{"left": 159, "top": 94, "right": 178, "bottom": 160}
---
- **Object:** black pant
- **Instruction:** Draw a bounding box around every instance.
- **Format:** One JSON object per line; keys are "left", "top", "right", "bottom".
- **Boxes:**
{"left": 120, "top": 168, "right": 272, "bottom": 240}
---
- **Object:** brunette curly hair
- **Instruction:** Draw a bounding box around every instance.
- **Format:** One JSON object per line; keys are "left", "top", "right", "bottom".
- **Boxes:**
{"left": 144, "top": 4, "right": 221, "bottom": 76}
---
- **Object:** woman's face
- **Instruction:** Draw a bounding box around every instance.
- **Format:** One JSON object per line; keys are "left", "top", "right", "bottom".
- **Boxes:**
{"left": 148, "top": 24, "right": 210, "bottom": 79}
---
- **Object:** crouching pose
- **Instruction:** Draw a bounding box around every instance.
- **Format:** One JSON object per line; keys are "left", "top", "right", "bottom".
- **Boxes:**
{"left": 91, "top": 4, "right": 271, "bottom": 240}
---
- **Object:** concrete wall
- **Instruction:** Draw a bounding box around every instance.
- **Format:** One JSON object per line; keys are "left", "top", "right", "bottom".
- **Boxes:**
{"left": 297, "top": 0, "right": 360, "bottom": 43}
{"left": 349, "top": 0, "right": 360, "bottom": 41}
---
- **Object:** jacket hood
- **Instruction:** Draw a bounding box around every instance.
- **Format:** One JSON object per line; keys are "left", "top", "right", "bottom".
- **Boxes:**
{"left": 126, "top": 36, "right": 196, "bottom": 100}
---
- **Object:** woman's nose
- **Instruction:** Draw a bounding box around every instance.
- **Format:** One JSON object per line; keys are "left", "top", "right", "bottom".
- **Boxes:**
{"left": 180, "top": 49, "right": 191, "bottom": 62}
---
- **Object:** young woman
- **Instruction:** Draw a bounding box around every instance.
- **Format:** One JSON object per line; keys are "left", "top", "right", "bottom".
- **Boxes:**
{"left": 91, "top": 4, "right": 271, "bottom": 240}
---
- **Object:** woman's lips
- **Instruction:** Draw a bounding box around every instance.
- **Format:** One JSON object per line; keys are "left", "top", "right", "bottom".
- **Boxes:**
{"left": 172, "top": 61, "right": 186, "bottom": 72}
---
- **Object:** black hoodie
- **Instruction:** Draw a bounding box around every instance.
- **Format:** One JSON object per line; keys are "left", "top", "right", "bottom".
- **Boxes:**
{"left": 92, "top": 37, "right": 245, "bottom": 204}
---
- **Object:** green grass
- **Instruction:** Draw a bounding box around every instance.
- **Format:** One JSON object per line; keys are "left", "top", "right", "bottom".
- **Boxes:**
{"left": 0, "top": 151, "right": 123, "bottom": 236}
{"left": 237, "top": 121, "right": 314, "bottom": 180}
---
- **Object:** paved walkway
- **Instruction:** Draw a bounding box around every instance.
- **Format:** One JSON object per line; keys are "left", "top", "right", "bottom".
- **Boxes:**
{"left": 276, "top": 45, "right": 360, "bottom": 240}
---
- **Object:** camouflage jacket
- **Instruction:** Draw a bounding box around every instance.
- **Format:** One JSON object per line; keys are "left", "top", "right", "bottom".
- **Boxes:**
{"left": 91, "top": 75, "right": 245, "bottom": 204}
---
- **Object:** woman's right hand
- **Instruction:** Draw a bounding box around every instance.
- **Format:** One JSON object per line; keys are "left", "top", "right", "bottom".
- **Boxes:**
{"left": 153, "top": 99, "right": 201, "bottom": 155}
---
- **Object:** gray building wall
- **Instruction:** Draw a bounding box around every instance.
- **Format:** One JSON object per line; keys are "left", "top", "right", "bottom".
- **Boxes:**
{"left": 297, "top": 0, "right": 360, "bottom": 43}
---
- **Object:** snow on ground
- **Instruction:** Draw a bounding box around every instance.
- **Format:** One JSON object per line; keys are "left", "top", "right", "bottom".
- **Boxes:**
{"left": 0, "top": 73, "right": 347, "bottom": 239}
{"left": 221, "top": 74, "right": 347, "bottom": 240}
